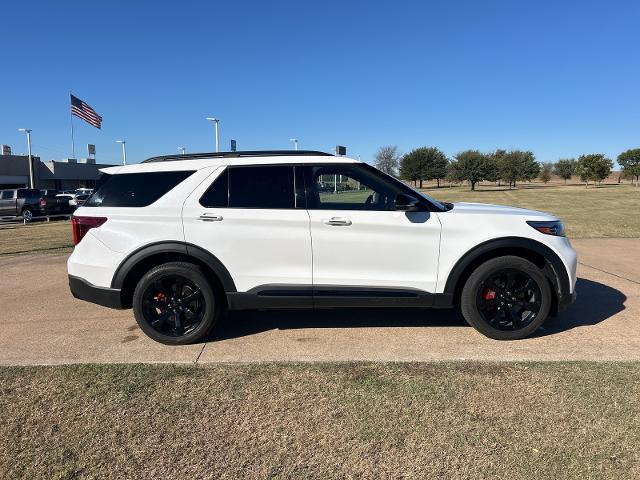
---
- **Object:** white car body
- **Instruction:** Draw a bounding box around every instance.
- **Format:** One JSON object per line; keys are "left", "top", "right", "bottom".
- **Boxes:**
{"left": 67, "top": 151, "right": 577, "bottom": 340}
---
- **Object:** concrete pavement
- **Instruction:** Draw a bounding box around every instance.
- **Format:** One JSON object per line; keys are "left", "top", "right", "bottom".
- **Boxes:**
{"left": 0, "top": 238, "right": 637, "bottom": 365}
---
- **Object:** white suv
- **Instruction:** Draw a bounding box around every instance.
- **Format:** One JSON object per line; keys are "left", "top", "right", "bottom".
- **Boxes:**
{"left": 68, "top": 150, "right": 577, "bottom": 344}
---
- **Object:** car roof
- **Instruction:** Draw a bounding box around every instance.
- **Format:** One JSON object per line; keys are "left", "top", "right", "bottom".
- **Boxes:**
{"left": 100, "top": 152, "right": 359, "bottom": 174}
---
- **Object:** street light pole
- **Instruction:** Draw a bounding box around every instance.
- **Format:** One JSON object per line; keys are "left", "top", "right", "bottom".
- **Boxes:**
{"left": 206, "top": 117, "right": 220, "bottom": 152}
{"left": 289, "top": 138, "right": 298, "bottom": 151}
{"left": 18, "top": 129, "right": 34, "bottom": 188}
{"left": 116, "top": 140, "right": 127, "bottom": 165}
{"left": 178, "top": 147, "right": 186, "bottom": 155}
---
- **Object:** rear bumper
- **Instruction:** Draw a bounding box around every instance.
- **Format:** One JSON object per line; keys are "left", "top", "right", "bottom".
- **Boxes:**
{"left": 68, "top": 275, "right": 124, "bottom": 309}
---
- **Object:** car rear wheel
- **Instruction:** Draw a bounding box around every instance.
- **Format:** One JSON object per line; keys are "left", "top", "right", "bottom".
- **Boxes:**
{"left": 21, "top": 207, "right": 33, "bottom": 222}
{"left": 132, "top": 262, "right": 221, "bottom": 345}
{"left": 460, "top": 256, "right": 551, "bottom": 340}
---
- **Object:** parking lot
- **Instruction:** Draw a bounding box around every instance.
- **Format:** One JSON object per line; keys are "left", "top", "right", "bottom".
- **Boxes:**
{"left": 0, "top": 238, "right": 638, "bottom": 365}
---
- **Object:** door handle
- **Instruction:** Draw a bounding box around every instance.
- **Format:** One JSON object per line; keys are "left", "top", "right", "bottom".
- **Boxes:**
{"left": 323, "top": 217, "right": 352, "bottom": 226}
{"left": 198, "top": 213, "right": 223, "bottom": 222}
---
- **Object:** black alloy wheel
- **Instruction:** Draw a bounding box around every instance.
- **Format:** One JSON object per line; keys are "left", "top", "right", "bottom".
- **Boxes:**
{"left": 475, "top": 268, "right": 542, "bottom": 331}
{"left": 460, "top": 256, "right": 552, "bottom": 340}
{"left": 132, "top": 262, "right": 220, "bottom": 345}
{"left": 141, "top": 275, "right": 206, "bottom": 337}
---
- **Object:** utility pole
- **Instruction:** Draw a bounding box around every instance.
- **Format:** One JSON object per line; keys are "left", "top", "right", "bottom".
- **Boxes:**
{"left": 116, "top": 140, "right": 127, "bottom": 165}
{"left": 18, "top": 129, "right": 34, "bottom": 188}
{"left": 206, "top": 117, "right": 220, "bottom": 152}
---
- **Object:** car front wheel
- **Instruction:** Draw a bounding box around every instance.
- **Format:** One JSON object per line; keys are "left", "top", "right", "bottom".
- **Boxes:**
{"left": 132, "top": 262, "right": 221, "bottom": 345}
{"left": 460, "top": 255, "right": 551, "bottom": 340}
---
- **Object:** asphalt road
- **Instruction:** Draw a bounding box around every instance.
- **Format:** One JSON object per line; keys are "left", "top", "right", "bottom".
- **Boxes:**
{"left": 0, "top": 238, "right": 638, "bottom": 365}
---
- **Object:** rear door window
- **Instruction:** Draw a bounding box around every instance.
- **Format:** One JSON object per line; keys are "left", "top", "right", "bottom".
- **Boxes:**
{"left": 199, "top": 166, "right": 295, "bottom": 209}
{"left": 84, "top": 171, "right": 194, "bottom": 207}
{"left": 229, "top": 166, "right": 295, "bottom": 209}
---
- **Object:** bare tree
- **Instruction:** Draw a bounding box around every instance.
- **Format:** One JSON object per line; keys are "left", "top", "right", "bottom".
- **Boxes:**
{"left": 374, "top": 146, "right": 400, "bottom": 177}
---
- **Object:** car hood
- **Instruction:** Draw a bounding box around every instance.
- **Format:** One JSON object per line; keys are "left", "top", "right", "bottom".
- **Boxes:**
{"left": 449, "top": 202, "right": 557, "bottom": 219}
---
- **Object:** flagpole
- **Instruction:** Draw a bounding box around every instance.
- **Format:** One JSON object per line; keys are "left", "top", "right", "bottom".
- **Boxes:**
{"left": 69, "top": 93, "right": 76, "bottom": 159}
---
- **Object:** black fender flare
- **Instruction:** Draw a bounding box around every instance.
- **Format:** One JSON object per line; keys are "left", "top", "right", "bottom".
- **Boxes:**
{"left": 443, "top": 236, "right": 570, "bottom": 299}
{"left": 111, "top": 241, "right": 237, "bottom": 292}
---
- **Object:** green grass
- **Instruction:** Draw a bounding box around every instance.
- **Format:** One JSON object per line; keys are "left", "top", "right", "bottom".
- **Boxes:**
{"left": 0, "top": 220, "right": 72, "bottom": 255}
{"left": 1, "top": 362, "right": 639, "bottom": 479}
{"left": 422, "top": 183, "right": 640, "bottom": 238}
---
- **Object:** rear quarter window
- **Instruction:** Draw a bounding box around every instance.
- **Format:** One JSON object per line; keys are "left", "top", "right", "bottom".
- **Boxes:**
{"left": 85, "top": 171, "right": 194, "bottom": 207}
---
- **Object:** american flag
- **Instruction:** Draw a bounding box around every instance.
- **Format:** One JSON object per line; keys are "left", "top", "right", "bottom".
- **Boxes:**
{"left": 70, "top": 94, "right": 102, "bottom": 129}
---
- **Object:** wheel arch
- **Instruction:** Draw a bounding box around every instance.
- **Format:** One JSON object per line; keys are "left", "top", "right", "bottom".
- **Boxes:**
{"left": 443, "top": 237, "right": 570, "bottom": 314}
{"left": 111, "top": 241, "right": 236, "bottom": 309}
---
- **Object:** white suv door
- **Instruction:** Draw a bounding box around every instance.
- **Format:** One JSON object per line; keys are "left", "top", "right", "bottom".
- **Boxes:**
{"left": 304, "top": 164, "right": 442, "bottom": 294}
{"left": 182, "top": 165, "right": 312, "bottom": 292}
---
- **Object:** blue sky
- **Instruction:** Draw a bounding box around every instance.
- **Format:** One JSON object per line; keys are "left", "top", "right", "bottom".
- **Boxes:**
{"left": 1, "top": 0, "right": 639, "bottom": 165}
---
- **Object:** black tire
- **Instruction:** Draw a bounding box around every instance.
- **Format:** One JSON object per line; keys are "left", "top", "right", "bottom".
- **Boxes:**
{"left": 132, "top": 261, "right": 221, "bottom": 345}
{"left": 460, "top": 255, "right": 551, "bottom": 340}
{"left": 21, "top": 207, "right": 33, "bottom": 222}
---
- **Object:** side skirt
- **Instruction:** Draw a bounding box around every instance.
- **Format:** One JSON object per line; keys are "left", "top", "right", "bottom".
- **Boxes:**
{"left": 226, "top": 285, "right": 453, "bottom": 311}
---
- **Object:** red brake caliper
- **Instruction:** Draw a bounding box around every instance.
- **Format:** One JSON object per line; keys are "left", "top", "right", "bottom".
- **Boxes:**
{"left": 483, "top": 288, "right": 497, "bottom": 301}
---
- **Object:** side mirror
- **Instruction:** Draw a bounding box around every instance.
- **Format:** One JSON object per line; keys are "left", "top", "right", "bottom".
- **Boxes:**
{"left": 394, "top": 193, "right": 421, "bottom": 212}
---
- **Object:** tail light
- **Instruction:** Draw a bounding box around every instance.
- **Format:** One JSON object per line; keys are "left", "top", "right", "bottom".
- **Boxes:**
{"left": 72, "top": 216, "right": 107, "bottom": 245}
{"left": 39, "top": 197, "right": 46, "bottom": 207}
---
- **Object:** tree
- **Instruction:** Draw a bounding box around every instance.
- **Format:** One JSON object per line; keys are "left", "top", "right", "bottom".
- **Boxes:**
{"left": 403, "top": 147, "right": 449, "bottom": 188}
{"left": 490, "top": 149, "right": 507, "bottom": 186}
{"left": 539, "top": 162, "right": 553, "bottom": 183}
{"left": 453, "top": 150, "right": 497, "bottom": 191}
{"left": 400, "top": 152, "right": 421, "bottom": 186}
{"left": 423, "top": 147, "right": 449, "bottom": 188}
{"left": 446, "top": 160, "right": 464, "bottom": 184}
{"left": 374, "top": 146, "right": 400, "bottom": 177}
{"left": 617, "top": 148, "right": 640, "bottom": 186}
{"left": 498, "top": 150, "right": 540, "bottom": 188}
{"left": 519, "top": 152, "right": 541, "bottom": 183}
{"left": 553, "top": 158, "right": 576, "bottom": 184}
{"left": 576, "top": 154, "right": 613, "bottom": 187}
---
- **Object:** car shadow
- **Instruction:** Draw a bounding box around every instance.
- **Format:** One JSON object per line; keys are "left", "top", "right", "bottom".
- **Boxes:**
{"left": 534, "top": 277, "right": 626, "bottom": 337}
{"left": 204, "top": 277, "right": 625, "bottom": 342}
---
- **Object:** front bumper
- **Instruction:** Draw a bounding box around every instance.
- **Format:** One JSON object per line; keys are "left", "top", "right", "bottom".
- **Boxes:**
{"left": 557, "top": 289, "right": 577, "bottom": 313}
{"left": 68, "top": 275, "right": 124, "bottom": 309}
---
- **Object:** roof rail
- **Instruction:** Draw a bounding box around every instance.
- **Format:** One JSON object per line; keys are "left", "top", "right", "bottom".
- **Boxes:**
{"left": 142, "top": 150, "right": 334, "bottom": 163}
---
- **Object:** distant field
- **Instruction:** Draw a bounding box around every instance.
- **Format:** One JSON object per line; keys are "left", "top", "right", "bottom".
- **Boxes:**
{"left": 1, "top": 362, "right": 639, "bottom": 479}
{"left": 422, "top": 183, "right": 640, "bottom": 238}
{"left": 0, "top": 220, "right": 72, "bottom": 255}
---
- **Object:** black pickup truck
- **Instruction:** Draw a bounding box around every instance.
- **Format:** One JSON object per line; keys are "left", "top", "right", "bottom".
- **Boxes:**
{"left": 0, "top": 188, "right": 74, "bottom": 221}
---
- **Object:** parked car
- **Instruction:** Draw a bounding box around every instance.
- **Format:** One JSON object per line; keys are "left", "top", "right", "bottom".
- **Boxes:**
{"left": 74, "top": 194, "right": 90, "bottom": 207}
{"left": 56, "top": 193, "right": 91, "bottom": 209}
{"left": 68, "top": 150, "right": 577, "bottom": 345}
{"left": 75, "top": 188, "right": 94, "bottom": 196}
{"left": 0, "top": 188, "right": 74, "bottom": 221}
{"left": 40, "top": 189, "right": 60, "bottom": 197}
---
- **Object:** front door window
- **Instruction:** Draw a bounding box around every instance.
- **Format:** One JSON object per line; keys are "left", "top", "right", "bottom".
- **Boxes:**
{"left": 306, "top": 165, "right": 400, "bottom": 211}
